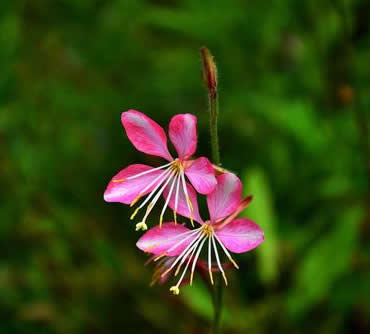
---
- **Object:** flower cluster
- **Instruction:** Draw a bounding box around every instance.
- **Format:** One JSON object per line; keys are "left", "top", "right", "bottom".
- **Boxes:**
{"left": 104, "top": 110, "right": 264, "bottom": 294}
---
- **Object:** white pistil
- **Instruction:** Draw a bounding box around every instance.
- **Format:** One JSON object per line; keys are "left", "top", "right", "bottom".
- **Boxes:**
{"left": 207, "top": 235, "right": 214, "bottom": 285}
{"left": 211, "top": 234, "right": 228, "bottom": 286}
{"left": 159, "top": 171, "right": 179, "bottom": 227}
{"left": 135, "top": 222, "right": 148, "bottom": 231}
{"left": 170, "top": 239, "right": 199, "bottom": 295}
{"left": 180, "top": 168, "right": 194, "bottom": 226}
{"left": 213, "top": 233, "right": 239, "bottom": 269}
{"left": 173, "top": 173, "right": 181, "bottom": 224}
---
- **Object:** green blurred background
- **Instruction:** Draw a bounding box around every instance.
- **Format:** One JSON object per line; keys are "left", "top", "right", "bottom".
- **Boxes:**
{"left": 1, "top": 0, "right": 370, "bottom": 333}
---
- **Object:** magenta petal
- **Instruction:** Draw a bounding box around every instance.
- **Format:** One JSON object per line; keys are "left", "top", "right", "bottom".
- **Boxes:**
{"left": 104, "top": 164, "right": 163, "bottom": 204}
{"left": 207, "top": 173, "right": 242, "bottom": 221}
{"left": 121, "top": 110, "right": 173, "bottom": 161}
{"left": 136, "top": 223, "right": 196, "bottom": 256}
{"left": 169, "top": 114, "right": 197, "bottom": 159}
{"left": 163, "top": 180, "right": 203, "bottom": 223}
{"left": 185, "top": 157, "right": 217, "bottom": 195}
{"left": 215, "top": 218, "right": 264, "bottom": 253}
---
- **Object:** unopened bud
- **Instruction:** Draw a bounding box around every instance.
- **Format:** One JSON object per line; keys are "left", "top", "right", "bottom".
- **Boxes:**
{"left": 201, "top": 47, "right": 217, "bottom": 98}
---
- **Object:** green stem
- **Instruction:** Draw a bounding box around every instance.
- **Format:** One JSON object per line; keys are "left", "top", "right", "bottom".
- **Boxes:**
{"left": 201, "top": 47, "right": 223, "bottom": 333}
{"left": 211, "top": 276, "right": 223, "bottom": 334}
{"left": 209, "top": 93, "right": 221, "bottom": 166}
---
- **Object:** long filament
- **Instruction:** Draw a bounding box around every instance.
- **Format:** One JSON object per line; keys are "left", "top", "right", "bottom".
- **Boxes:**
{"left": 211, "top": 234, "right": 228, "bottom": 286}
{"left": 207, "top": 235, "right": 214, "bottom": 284}
{"left": 189, "top": 236, "right": 208, "bottom": 285}
{"left": 126, "top": 161, "right": 174, "bottom": 180}
{"left": 213, "top": 233, "right": 239, "bottom": 269}
{"left": 180, "top": 169, "right": 194, "bottom": 225}
{"left": 160, "top": 172, "right": 179, "bottom": 226}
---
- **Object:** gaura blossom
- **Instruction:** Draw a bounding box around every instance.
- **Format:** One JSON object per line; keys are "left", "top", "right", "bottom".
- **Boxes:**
{"left": 104, "top": 110, "right": 217, "bottom": 231}
{"left": 136, "top": 173, "right": 264, "bottom": 295}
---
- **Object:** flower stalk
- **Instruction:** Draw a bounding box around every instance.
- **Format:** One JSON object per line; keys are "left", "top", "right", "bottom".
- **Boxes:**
{"left": 201, "top": 46, "right": 222, "bottom": 333}
{"left": 201, "top": 47, "right": 221, "bottom": 166}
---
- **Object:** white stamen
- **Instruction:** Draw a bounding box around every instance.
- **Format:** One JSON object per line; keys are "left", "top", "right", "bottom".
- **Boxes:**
{"left": 213, "top": 233, "right": 239, "bottom": 269}
{"left": 161, "top": 229, "right": 203, "bottom": 278}
{"left": 166, "top": 227, "right": 202, "bottom": 254}
{"left": 139, "top": 169, "right": 177, "bottom": 225}
{"left": 159, "top": 172, "right": 179, "bottom": 226}
{"left": 174, "top": 233, "right": 206, "bottom": 276}
{"left": 126, "top": 161, "right": 174, "bottom": 180}
{"left": 130, "top": 166, "right": 174, "bottom": 220}
{"left": 173, "top": 172, "right": 181, "bottom": 223}
{"left": 180, "top": 169, "right": 194, "bottom": 224}
{"left": 208, "top": 235, "right": 214, "bottom": 285}
{"left": 170, "top": 239, "right": 200, "bottom": 293}
{"left": 190, "top": 235, "right": 208, "bottom": 285}
{"left": 136, "top": 166, "right": 174, "bottom": 209}
{"left": 153, "top": 228, "right": 200, "bottom": 262}
{"left": 211, "top": 234, "right": 228, "bottom": 286}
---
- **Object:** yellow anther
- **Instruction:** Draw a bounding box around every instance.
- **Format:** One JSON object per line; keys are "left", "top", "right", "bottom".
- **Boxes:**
{"left": 222, "top": 272, "right": 228, "bottom": 286}
{"left": 202, "top": 224, "right": 214, "bottom": 236}
{"left": 130, "top": 194, "right": 142, "bottom": 207}
{"left": 112, "top": 178, "right": 125, "bottom": 183}
{"left": 190, "top": 272, "right": 194, "bottom": 286}
{"left": 188, "top": 198, "right": 194, "bottom": 211}
{"left": 209, "top": 270, "right": 214, "bottom": 285}
{"left": 130, "top": 207, "right": 140, "bottom": 220}
{"left": 170, "top": 286, "right": 180, "bottom": 295}
{"left": 186, "top": 196, "right": 194, "bottom": 226}
{"left": 230, "top": 258, "right": 239, "bottom": 269}
{"left": 135, "top": 222, "right": 148, "bottom": 231}
{"left": 159, "top": 215, "right": 163, "bottom": 228}
{"left": 173, "top": 210, "right": 177, "bottom": 224}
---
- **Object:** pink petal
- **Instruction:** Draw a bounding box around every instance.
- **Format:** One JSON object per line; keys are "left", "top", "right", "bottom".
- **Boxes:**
{"left": 136, "top": 223, "right": 197, "bottom": 256}
{"left": 121, "top": 110, "right": 173, "bottom": 161}
{"left": 169, "top": 114, "right": 197, "bottom": 159}
{"left": 104, "top": 164, "right": 163, "bottom": 204}
{"left": 185, "top": 157, "right": 217, "bottom": 195}
{"left": 207, "top": 173, "right": 242, "bottom": 222}
{"left": 163, "top": 180, "right": 203, "bottom": 223}
{"left": 215, "top": 218, "right": 264, "bottom": 253}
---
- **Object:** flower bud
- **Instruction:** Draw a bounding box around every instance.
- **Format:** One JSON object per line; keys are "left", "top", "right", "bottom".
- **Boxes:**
{"left": 201, "top": 47, "right": 217, "bottom": 98}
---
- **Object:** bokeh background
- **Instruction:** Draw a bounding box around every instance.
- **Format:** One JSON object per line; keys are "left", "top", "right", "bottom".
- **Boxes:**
{"left": 1, "top": 0, "right": 370, "bottom": 333}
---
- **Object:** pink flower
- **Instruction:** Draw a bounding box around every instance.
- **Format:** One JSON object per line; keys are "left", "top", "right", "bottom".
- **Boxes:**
{"left": 104, "top": 110, "right": 217, "bottom": 231}
{"left": 136, "top": 173, "right": 264, "bottom": 294}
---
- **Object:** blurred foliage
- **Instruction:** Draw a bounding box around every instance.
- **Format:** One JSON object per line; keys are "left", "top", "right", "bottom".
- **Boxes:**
{"left": 0, "top": 0, "right": 370, "bottom": 333}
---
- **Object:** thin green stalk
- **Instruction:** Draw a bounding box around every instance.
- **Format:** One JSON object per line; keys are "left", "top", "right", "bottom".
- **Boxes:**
{"left": 209, "top": 94, "right": 221, "bottom": 166}
{"left": 201, "top": 46, "right": 223, "bottom": 333}
{"left": 211, "top": 276, "right": 223, "bottom": 334}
